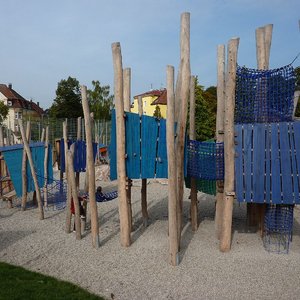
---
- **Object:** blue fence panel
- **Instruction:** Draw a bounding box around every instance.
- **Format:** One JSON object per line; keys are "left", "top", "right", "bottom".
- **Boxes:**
{"left": 156, "top": 119, "right": 168, "bottom": 178}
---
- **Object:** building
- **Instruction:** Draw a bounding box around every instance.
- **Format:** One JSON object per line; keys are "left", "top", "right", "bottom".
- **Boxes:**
{"left": 131, "top": 89, "right": 167, "bottom": 118}
{"left": 0, "top": 83, "right": 44, "bottom": 132}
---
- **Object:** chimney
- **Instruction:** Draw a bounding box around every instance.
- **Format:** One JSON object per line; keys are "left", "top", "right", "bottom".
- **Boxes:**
{"left": 8, "top": 83, "right": 12, "bottom": 89}
{"left": 37, "top": 101, "right": 39, "bottom": 107}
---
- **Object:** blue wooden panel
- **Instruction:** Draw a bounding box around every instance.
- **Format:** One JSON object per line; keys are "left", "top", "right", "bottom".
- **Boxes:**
{"left": 234, "top": 124, "right": 244, "bottom": 202}
{"left": 288, "top": 123, "right": 299, "bottom": 204}
{"left": 109, "top": 110, "right": 117, "bottom": 181}
{"left": 270, "top": 123, "right": 281, "bottom": 204}
{"left": 279, "top": 123, "right": 293, "bottom": 204}
{"left": 292, "top": 121, "right": 300, "bottom": 203}
{"left": 265, "top": 124, "right": 271, "bottom": 203}
{"left": 141, "top": 115, "right": 159, "bottom": 178}
{"left": 253, "top": 123, "right": 265, "bottom": 203}
{"left": 125, "top": 112, "right": 141, "bottom": 179}
{"left": 243, "top": 124, "right": 253, "bottom": 202}
{"left": 156, "top": 119, "right": 168, "bottom": 178}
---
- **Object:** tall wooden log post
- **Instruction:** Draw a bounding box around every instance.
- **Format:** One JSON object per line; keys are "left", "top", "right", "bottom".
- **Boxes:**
{"left": 40, "top": 128, "right": 45, "bottom": 143}
{"left": 67, "top": 145, "right": 81, "bottom": 240}
{"left": 220, "top": 37, "right": 239, "bottom": 252}
{"left": 215, "top": 45, "right": 226, "bottom": 239}
{"left": 18, "top": 120, "right": 44, "bottom": 220}
{"left": 175, "top": 12, "right": 191, "bottom": 246}
{"left": 167, "top": 65, "right": 179, "bottom": 266}
{"left": 43, "top": 126, "right": 49, "bottom": 207}
{"left": 189, "top": 75, "right": 198, "bottom": 231}
{"left": 76, "top": 117, "right": 81, "bottom": 189}
{"left": 253, "top": 24, "right": 273, "bottom": 234}
{"left": 112, "top": 42, "right": 131, "bottom": 247}
{"left": 138, "top": 95, "right": 149, "bottom": 226}
{"left": 82, "top": 85, "right": 100, "bottom": 248}
{"left": 21, "top": 121, "right": 31, "bottom": 211}
{"left": 0, "top": 126, "right": 3, "bottom": 147}
{"left": 123, "top": 67, "right": 133, "bottom": 231}
{"left": 64, "top": 121, "right": 72, "bottom": 233}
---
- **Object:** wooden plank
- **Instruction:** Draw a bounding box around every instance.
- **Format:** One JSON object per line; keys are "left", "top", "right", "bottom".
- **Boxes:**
{"left": 156, "top": 119, "right": 168, "bottom": 178}
{"left": 253, "top": 124, "right": 265, "bottom": 203}
{"left": 289, "top": 122, "right": 299, "bottom": 204}
{"left": 243, "top": 124, "right": 253, "bottom": 202}
{"left": 265, "top": 124, "right": 271, "bottom": 203}
{"left": 234, "top": 124, "right": 243, "bottom": 202}
{"left": 279, "top": 123, "right": 293, "bottom": 204}
{"left": 270, "top": 123, "right": 281, "bottom": 204}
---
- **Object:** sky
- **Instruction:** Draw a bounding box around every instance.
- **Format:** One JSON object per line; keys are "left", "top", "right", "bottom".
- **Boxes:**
{"left": 0, "top": 0, "right": 299, "bottom": 109}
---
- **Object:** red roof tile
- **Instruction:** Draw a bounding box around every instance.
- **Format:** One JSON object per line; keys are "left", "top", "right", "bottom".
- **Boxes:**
{"left": 133, "top": 89, "right": 164, "bottom": 99}
{"left": 151, "top": 89, "right": 167, "bottom": 105}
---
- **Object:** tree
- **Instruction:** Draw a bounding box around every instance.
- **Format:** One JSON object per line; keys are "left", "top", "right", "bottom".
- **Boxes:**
{"left": 0, "top": 102, "right": 9, "bottom": 124}
{"left": 153, "top": 105, "right": 162, "bottom": 119}
{"left": 87, "top": 81, "right": 114, "bottom": 121}
{"left": 49, "top": 77, "right": 83, "bottom": 118}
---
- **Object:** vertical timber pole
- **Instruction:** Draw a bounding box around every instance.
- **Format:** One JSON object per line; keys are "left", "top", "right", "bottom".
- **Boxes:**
{"left": 220, "top": 37, "right": 239, "bottom": 252}
{"left": 138, "top": 95, "right": 148, "bottom": 226}
{"left": 189, "top": 75, "right": 198, "bottom": 231}
{"left": 215, "top": 45, "right": 226, "bottom": 239}
{"left": 167, "top": 65, "right": 179, "bottom": 266}
{"left": 19, "top": 120, "right": 44, "bottom": 220}
{"left": 175, "top": 12, "right": 191, "bottom": 247}
{"left": 112, "top": 42, "right": 131, "bottom": 247}
{"left": 82, "top": 85, "right": 100, "bottom": 248}
{"left": 43, "top": 126, "right": 49, "bottom": 207}
{"left": 21, "top": 121, "right": 31, "bottom": 211}
{"left": 123, "top": 67, "right": 133, "bottom": 232}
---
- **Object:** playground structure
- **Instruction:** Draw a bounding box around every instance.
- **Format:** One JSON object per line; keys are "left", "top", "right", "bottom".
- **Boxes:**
{"left": 0, "top": 12, "right": 299, "bottom": 266}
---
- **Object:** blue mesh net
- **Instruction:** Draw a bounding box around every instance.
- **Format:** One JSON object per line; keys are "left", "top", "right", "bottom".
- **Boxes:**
{"left": 235, "top": 64, "right": 296, "bottom": 123}
{"left": 186, "top": 140, "right": 224, "bottom": 180}
{"left": 263, "top": 204, "right": 294, "bottom": 254}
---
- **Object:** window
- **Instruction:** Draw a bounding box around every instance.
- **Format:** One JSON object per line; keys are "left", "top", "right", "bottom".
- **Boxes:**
{"left": 144, "top": 100, "right": 147, "bottom": 107}
{"left": 15, "top": 112, "right": 22, "bottom": 119}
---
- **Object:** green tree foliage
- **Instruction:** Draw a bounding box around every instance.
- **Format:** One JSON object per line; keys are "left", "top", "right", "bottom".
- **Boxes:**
{"left": 87, "top": 80, "right": 114, "bottom": 121}
{"left": 0, "top": 102, "right": 9, "bottom": 124}
{"left": 49, "top": 77, "right": 83, "bottom": 118}
{"left": 153, "top": 105, "right": 162, "bottom": 119}
{"left": 193, "top": 78, "right": 217, "bottom": 141}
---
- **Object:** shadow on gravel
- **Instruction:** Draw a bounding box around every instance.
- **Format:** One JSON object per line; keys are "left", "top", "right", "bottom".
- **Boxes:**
{"left": 0, "top": 230, "right": 35, "bottom": 252}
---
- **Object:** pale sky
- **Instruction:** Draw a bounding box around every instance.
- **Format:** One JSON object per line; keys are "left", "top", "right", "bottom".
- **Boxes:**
{"left": 0, "top": 0, "right": 299, "bottom": 109}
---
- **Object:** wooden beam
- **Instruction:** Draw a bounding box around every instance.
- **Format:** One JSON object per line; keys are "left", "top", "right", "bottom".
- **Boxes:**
{"left": 167, "top": 65, "right": 179, "bottom": 266}
{"left": 220, "top": 37, "right": 239, "bottom": 252}
{"left": 18, "top": 119, "right": 44, "bottom": 220}
{"left": 82, "top": 85, "right": 100, "bottom": 248}
{"left": 215, "top": 44, "right": 226, "bottom": 239}
{"left": 112, "top": 42, "right": 131, "bottom": 247}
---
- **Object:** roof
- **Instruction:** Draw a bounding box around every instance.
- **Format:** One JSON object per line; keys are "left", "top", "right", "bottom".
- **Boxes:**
{"left": 0, "top": 84, "right": 44, "bottom": 115}
{"left": 151, "top": 89, "right": 167, "bottom": 105}
{"left": 133, "top": 89, "right": 164, "bottom": 99}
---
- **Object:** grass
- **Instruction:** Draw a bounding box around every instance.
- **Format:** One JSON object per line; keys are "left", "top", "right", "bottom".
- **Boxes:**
{"left": 0, "top": 262, "right": 105, "bottom": 300}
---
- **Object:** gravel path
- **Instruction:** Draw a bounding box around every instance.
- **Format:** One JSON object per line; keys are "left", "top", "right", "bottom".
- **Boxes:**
{"left": 1, "top": 178, "right": 300, "bottom": 300}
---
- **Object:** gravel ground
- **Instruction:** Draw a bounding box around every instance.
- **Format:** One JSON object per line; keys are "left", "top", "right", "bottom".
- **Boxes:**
{"left": 1, "top": 175, "right": 300, "bottom": 300}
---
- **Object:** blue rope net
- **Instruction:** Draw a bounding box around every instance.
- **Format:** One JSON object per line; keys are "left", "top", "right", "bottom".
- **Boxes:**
{"left": 263, "top": 204, "right": 294, "bottom": 254}
{"left": 235, "top": 64, "right": 296, "bottom": 123}
{"left": 186, "top": 140, "right": 224, "bottom": 180}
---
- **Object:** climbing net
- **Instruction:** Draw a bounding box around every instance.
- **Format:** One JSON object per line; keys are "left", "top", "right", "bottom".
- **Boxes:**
{"left": 235, "top": 64, "right": 296, "bottom": 123}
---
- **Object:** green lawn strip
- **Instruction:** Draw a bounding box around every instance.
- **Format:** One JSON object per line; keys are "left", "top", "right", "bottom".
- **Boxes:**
{"left": 0, "top": 262, "right": 105, "bottom": 300}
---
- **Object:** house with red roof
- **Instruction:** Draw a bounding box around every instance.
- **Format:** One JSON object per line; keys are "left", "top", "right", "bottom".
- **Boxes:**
{"left": 131, "top": 88, "right": 167, "bottom": 118}
{"left": 0, "top": 83, "right": 44, "bottom": 132}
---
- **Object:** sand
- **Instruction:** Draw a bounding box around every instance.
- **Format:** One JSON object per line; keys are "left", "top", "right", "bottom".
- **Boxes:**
{"left": 1, "top": 174, "right": 300, "bottom": 300}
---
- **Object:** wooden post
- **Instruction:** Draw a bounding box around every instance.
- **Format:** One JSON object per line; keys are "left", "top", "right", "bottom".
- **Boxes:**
{"left": 18, "top": 120, "right": 44, "bottom": 220}
{"left": 43, "top": 126, "right": 49, "bottom": 207}
{"left": 167, "top": 65, "right": 179, "bottom": 266}
{"left": 40, "top": 128, "right": 45, "bottom": 143}
{"left": 21, "top": 121, "right": 31, "bottom": 211}
{"left": 123, "top": 67, "right": 133, "bottom": 231}
{"left": 81, "top": 85, "right": 100, "bottom": 248}
{"left": 112, "top": 42, "right": 131, "bottom": 247}
{"left": 0, "top": 126, "right": 3, "bottom": 147}
{"left": 138, "top": 95, "right": 148, "bottom": 226}
{"left": 67, "top": 145, "right": 81, "bottom": 240}
{"left": 64, "top": 121, "right": 72, "bottom": 233}
{"left": 220, "top": 37, "right": 239, "bottom": 252}
{"left": 189, "top": 75, "right": 198, "bottom": 231}
{"left": 76, "top": 117, "right": 81, "bottom": 189}
{"left": 175, "top": 12, "right": 191, "bottom": 246}
{"left": 215, "top": 44, "right": 226, "bottom": 239}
